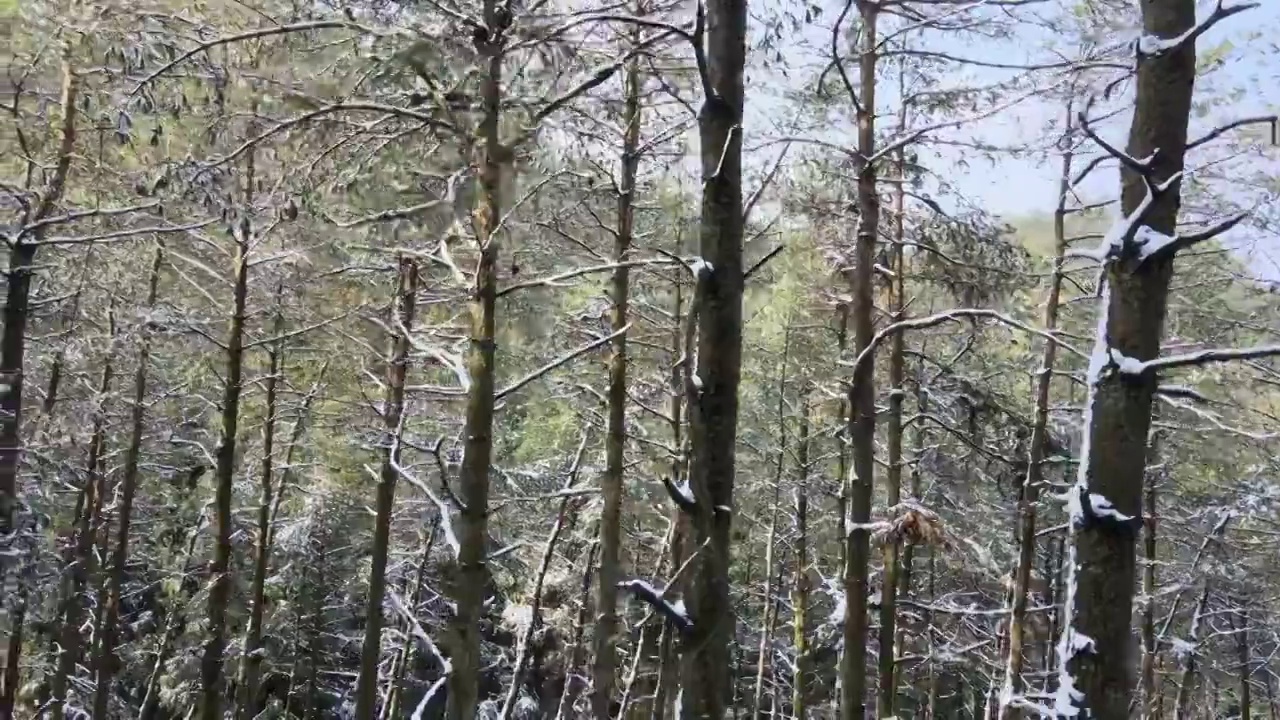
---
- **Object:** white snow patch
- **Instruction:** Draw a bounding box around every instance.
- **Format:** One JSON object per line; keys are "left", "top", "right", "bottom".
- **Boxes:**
{"left": 1134, "top": 225, "right": 1177, "bottom": 260}
{"left": 1108, "top": 348, "right": 1145, "bottom": 375}
{"left": 1088, "top": 492, "right": 1135, "bottom": 523}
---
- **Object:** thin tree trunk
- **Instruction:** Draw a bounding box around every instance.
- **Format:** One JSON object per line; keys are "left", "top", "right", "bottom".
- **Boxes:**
{"left": 876, "top": 150, "right": 907, "bottom": 720}
{"left": 353, "top": 257, "right": 419, "bottom": 720}
{"left": 835, "top": 305, "right": 849, "bottom": 573}
{"left": 236, "top": 296, "right": 287, "bottom": 720}
{"left": 592, "top": 28, "right": 642, "bottom": 718}
{"left": 384, "top": 522, "right": 439, "bottom": 720}
{"left": 1140, "top": 418, "right": 1164, "bottom": 719}
{"left": 998, "top": 99, "right": 1075, "bottom": 720}
{"left": 1059, "top": 0, "right": 1201, "bottom": 716}
{"left": 501, "top": 440, "right": 589, "bottom": 720}
{"left": 557, "top": 540, "right": 599, "bottom": 720}
{"left": 792, "top": 392, "right": 812, "bottom": 720}
{"left": 1174, "top": 584, "right": 1212, "bottom": 719}
{"left": 48, "top": 319, "right": 115, "bottom": 718}
{"left": 198, "top": 144, "right": 256, "bottom": 720}
{"left": 754, "top": 333, "right": 790, "bottom": 718}
{"left": 1233, "top": 602, "right": 1251, "bottom": 720}
{"left": 448, "top": 6, "right": 506, "bottom": 714}
{"left": 141, "top": 516, "right": 208, "bottom": 720}
{"left": 90, "top": 243, "right": 164, "bottom": 719}
{"left": 841, "top": 2, "right": 881, "bottom": 718}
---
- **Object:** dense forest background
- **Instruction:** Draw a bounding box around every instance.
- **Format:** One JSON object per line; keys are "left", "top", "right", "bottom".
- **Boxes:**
{"left": 2, "top": 0, "right": 1280, "bottom": 718}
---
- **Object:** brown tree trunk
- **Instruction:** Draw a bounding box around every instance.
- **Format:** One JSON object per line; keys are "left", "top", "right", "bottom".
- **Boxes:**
{"left": 384, "top": 524, "right": 439, "bottom": 720}
{"left": 448, "top": 12, "right": 503, "bottom": 715}
{"left": 1174, "top": 583, "right": 1212, "bottom": 720}
{"left": 236, "top": 296, "right": 287, "bottom": 720}
{"left": 592, "top": 30, "right": 642, "bottom": 718}
{"left": 199, "top": 138, "right": 257, "bottom": 720}
{"left": 90, "top": 243, "right": 164, "bottom": 719}
{"left": 841, "top": 2, "right": 881, "bottom": 718}
{"left": 792, "top": 391, "right": 812, "bottom": 719}
{"left": 999, "top": 100, "right": 1075, "bottom": 720}
{"left": 877, "top": 150, "right": 906, "bottom": 720}
{"left": 678, "top": 0, "right": 747, "bottom": 706}
{"left": 556, "top": 540, "right": 599, "bottom": 720}
{"left": 1059, "top": 1, "right": 1200, "bottom": 717}
{"left": 754, "top": 332, "right": 790, "bottom": 718}
{"left": 1140, "top": 418, "right": 1164, "bottom": 719}
{"left": 48, "top": 320, "right": 115, "bottom": 718}
{"left": 353, "top": 258, "right": 419, "bottom": 719}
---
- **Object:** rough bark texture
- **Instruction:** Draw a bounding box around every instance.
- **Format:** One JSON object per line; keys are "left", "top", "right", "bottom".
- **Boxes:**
{"left": 841, "top": 3, "right": 880, "bottom": 718}
{"left": 591, "top": 37, "right": 641, "bottom": 719}
{"left": 237, "top": 301, "right": 286, "bottom": 720}
{"left": 353, "top": 258, "right": 419, "bottom": 719}
{"left": 792, "top": 392, "right": 812, "bottom": 718}
{"left": 198, "top": 178, "right": 254, "bottom": 720}
{"left": 678, "top": 0, "right": 746, "bottom": 711}
{"left": 1064, "top": 1, "right": 1197, "bottom": 717}
{"left": 448, "top": 7, "right": 505, "bottom": 713}
{"left": 876, "top": 153, "right": 905, "bottom": 719}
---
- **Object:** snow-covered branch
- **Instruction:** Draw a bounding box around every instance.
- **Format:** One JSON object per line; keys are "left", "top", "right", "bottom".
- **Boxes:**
{"left": 1134, "top": 0, "right": 1260, "bottom": 59}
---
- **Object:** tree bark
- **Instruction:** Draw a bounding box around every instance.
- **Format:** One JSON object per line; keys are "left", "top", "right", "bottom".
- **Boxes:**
{"left": 876, "top": 149, "right": 906, "bottom": 720}
{"left": 448, "top": 5, "right": 505, "bottom": 713}
{"left": 1059, "top": 1, "right": 1200, "bottom": 717}
{"left": 236, "top": 294, "right": 287, "bottom": 720}
{"left": 678, "top": 0, "right": 747, "bottom": 711}
{"left": 198, "top": 133, "right": 258, "bottom": 720}
{"left": 841, "top": 3, "right": 881, "bottom": 718}
{"left": 353, "top": 257, "right": 419, "bottom": 719}
{"left": 792, "top": 391, "right": 812, "bottom": 719}
{"left": 592, "top": 28, "right": 642, "bottom": 718}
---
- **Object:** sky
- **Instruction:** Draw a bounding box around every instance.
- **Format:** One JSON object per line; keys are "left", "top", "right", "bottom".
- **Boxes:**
{"left": 723, "top": 0, "right": 1280, "bottom": 275}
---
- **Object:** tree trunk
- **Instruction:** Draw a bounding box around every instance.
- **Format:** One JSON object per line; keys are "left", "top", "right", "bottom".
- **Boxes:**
{"left": 1058, "top": 1, "right": 1200, "bottom": 717}
{"left": 1174, "top": 583, "right": 1212, "bottom": 720}
{"left": 754, "top": 334, "right": 790, "bottom": 718}
{"left": 557, "top": 540, "right": 599, "bottom": 720}
{"left": 592, "top": 30, "right": 642, "bottom": 718}
{"left": 502, "top": 440, "right": 588, "bottom": 720}
{"left": 90, "top": 243, "right": 164, "bottom": 718}
{"left": 1140, "top": 418, "right": 1164, "bottom": 719}
{"left": 841, "top": 3, "right": 881, "bottom": 718}
{"left": 353, "top": 257, "right": 419, "bottom": 720}
{"left": 998, "top": 100, "right": 1075, "bottom": 720}
{"left": 678, "top": 0, "right": 747, "bottom": 708}
{"left": 876, "top": 148, "right": 906, "bottom": 720}
{"left": 236, "top": 296, "right": 287, "bottom": 720}
{"left": 48, "top": 321, "right": 115, "bottom": 718}
{"left": 384, "top": 522, "right": 438, "bottom": 720}
{"left": 448, "top": 8, "right": 505, "bottom": 713}
{"left": 199, "top": 147, "right": 256, "bottom": 720}
{"left": 792, "top": 392, "right": 812, "bottom": 719}
{"left": 141, "top": 516, "right": 207, "bottom": 720}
